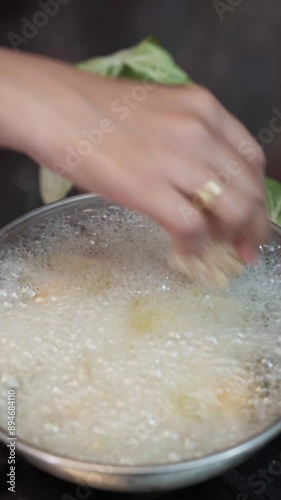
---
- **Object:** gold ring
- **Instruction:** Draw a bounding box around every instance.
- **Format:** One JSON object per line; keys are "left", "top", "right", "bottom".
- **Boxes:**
{"left": 194, "top": 180, "right": 223, "bottom": 210}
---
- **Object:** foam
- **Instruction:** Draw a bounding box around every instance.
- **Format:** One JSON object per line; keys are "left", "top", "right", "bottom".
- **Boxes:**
{"left": 0, "top": 206, "right": 280, "bottom": 465}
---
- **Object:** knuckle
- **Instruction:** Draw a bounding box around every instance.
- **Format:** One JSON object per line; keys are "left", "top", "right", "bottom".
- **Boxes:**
{"left": 192, "top": 85, "right": 218, "bottom": 115}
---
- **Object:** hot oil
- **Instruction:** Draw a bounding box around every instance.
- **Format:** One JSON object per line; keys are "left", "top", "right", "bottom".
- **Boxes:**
{"left": 0, "top": 208, "right": 280, "bottom": 465}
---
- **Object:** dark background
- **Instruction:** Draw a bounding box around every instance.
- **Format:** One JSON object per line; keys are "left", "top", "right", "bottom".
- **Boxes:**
{"left": 0, "top": 2, "right": 281, "bottom": 499}
{"left": 0, "top": 0, "right": 281, "bottom": 228}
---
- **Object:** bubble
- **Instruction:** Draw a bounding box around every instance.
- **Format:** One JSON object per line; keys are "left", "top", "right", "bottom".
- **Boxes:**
{"left": 0, "top": 206, "right": 280, "bottom": 465}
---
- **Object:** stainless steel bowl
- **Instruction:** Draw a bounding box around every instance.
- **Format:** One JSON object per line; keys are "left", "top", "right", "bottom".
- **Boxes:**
{"left": 0, "top": 194, "right": 281, "bottom": 493}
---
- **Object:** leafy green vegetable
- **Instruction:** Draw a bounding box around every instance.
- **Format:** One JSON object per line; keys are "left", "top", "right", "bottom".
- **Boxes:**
{"left": 77, "top": 37, "right": 191, "bottom": 85}
{"left": 265, "top": 178, "right": 281, "bottom": 226}
{"left": 39, "top": 168, "right": 73, "bottom": 205}
{"left": 39, "top": 38, "right": 281, "bottom": 227}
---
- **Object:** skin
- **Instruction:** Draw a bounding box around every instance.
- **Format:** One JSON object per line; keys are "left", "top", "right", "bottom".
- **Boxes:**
{"left": 0, "top": 48, "right": 269, "bottom": 261}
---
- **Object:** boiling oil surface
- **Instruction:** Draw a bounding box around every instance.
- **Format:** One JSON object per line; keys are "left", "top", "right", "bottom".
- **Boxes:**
{"left": 0, "top": 207, "right": 280, "bottom": 464}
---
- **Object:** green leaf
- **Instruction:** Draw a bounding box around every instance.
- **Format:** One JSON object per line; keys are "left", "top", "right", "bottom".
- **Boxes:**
{"left": 39, "top": 167, "right": 73, "bottom": 205}
{"left": 77, "top": 37, "right": 192, "bottom": 85}
{"left": 265, "top": 178, "right": 281, "bottom": 226}
{"left": 77, "top": 46, "right": 132, "bottom": 78}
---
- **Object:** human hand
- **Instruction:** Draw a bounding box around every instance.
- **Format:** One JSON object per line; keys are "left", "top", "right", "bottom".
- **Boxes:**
{"left": 0, "top": 48, "right": 268, "bottom": 261}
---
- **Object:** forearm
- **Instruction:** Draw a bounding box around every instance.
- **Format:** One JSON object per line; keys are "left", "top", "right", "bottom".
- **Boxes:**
{"left": 0, "top": 48, "right": 57, "bottom": 153}
{"left": 0, "top": 47, "right": 106, "bottom": 153}
{"left": 0, "top": 48, "right": 23, "bottom": 150}
{"left": 0, "top": 46, "right": 268, "bottom": 262}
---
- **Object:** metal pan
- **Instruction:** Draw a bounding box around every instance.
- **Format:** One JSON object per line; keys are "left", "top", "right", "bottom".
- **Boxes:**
{"left": 0, "top": 194, "right": 280, "bottom": 493}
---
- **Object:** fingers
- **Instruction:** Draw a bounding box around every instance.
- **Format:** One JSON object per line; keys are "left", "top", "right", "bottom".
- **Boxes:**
{"left": 234, "top": 202, "right": 270, "bottom": 263}
{"left": 161, "top": 124, "right": 268, "bottom": 259}
{"left": 201, "top": 135, "right": 269, "bottom": 253}
{"left": 19, "top": 58, "right": 268, "bottom": 262}
{"left": 79, "top": 147, "right": 208, "bottom": 255}
{"left": 182, "top": 85, "right": 266, "bottom": 174}
{"left": 218, "top": 109, "right": 266, "bottom": 175}
{"left": 136, "top": 185, "right": 208, "bottom": 254}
